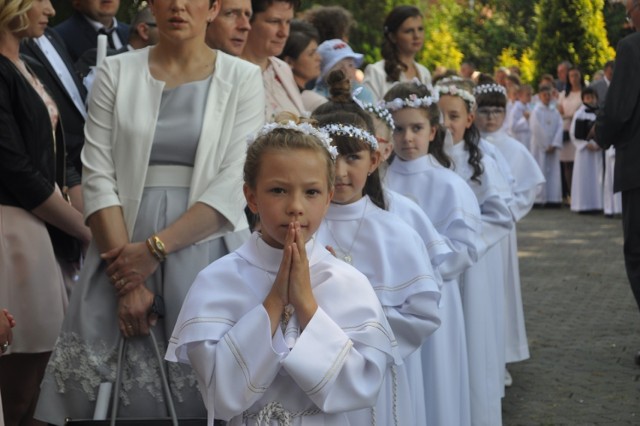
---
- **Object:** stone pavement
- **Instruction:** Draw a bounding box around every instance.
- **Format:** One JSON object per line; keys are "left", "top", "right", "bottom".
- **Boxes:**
{"left": 502, "top": 207, "right": 640, "bottom": 425}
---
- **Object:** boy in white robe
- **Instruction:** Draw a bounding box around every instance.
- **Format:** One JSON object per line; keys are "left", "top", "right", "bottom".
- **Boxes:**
{"left": 530, "top": 84, "right": 563, "bottom": 205}
{"left": 570, "top": 87, "right": 603, "bottom": 212}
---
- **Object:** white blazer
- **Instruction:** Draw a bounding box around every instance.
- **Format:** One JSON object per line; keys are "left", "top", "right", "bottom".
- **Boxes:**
{"left": 81, "top": 48, "right": 265, "bottom": 243}
{"left": 363, "top": 60, "right": 432, "bottom": 102}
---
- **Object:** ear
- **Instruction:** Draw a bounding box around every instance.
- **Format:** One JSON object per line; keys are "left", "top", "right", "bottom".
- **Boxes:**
{"left": 368, "top": 150, "right": 382, "bottom": 174}
{"left": 207, "top": 0, "right": 222, "bottom": 23}
{"left": 243, "top": 183, "right": 259, "bottom": 214}
{"left": 136, "top": 22, "right": 149, "bottom": 41}
{"left": 466, "top": 111, "right": 475, "bottom": 129}
{"left": 428, "top": 123, "right": 438, "bottom": 142}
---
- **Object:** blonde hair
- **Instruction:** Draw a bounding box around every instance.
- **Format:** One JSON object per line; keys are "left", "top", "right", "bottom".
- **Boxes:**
{"left": 0, "top": 0, "right": 33, "bottom": 33}
{"left": 244, "top": 112, "right": 335, "bottom": 190}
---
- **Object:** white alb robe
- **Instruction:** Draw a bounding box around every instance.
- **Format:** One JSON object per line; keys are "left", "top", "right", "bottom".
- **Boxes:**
{"left": 448, "top": 141, "right": 514, "bottom": 426}
{"left": 570, "top": 105, "right": 604, "bottom": 211}
{"left": 166, "top": 233, "right": 398, "bottom": 426}
{"left": 530, "top": 103, "right": 563, "bottom": 203}
{"left": 385, "top": 155, "right": 481, "bottom": 426}
{"left": 482, "top": 131, "right": 546, "bottom": 363}
{"left": 315, "top": 196, "right": 441, "bottom": 426}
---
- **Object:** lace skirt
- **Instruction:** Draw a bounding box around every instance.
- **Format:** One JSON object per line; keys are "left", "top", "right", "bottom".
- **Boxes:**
{"left": 0, "top": 204, "right": 67, "bottom": 353}
{"left": 35, "top": 185, "right": 241, "bottom": 425}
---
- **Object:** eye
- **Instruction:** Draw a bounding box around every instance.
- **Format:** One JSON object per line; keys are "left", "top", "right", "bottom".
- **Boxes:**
{"left": 269, "top": 187, "right": 285, "bottom": 194}
{"left": 306, "top": 188, "right": 321, "bottom": 196}
{"left": 412, "top": 125, "right": 423, "bottom": 132}
{"left": 346, "top": 153, "right": 361, "bottom": 162}
{"left": 393, "top": 126, "right": 403, "bottom": 134}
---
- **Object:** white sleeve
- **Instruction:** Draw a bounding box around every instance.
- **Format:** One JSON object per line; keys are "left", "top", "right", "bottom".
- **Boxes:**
{"left": 282, "top": 307, "right": 390, "bottom": 413}
{"left": 186, "top": 306, "right": 287, "bottom": 421}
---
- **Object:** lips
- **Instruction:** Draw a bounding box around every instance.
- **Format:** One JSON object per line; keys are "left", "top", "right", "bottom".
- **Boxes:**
{"left": 169, "top": 17, "right": 186, "bottom": 23}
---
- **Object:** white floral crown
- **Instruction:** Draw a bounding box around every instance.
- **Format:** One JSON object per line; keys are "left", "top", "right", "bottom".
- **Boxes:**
{"left": 247, "top": 121, "right": 338, "bottom": 160}
{"left": 384, "top": 92, "right": 440, "bottom": 112}
{"left": 473, "top": 83, "right": 507, "bottom": 97}
{"left": 437, "top": 76, "right": 464, "bottom": 84}
{"left": 319, "top": 123, "right": 379, "bottom": 151}
{"left": 435, "top": 84, "right": 476, "bottom": 108}
{"left": 350, "top": 88, "right": 395, "bottom": 131}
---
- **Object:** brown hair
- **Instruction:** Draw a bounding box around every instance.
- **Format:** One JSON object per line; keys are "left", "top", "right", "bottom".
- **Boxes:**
{"left": 244, "top": 112, "right": 335, "bottom": 191}
{"left": 382, "top": 5, "right": 422, "bottom": 83}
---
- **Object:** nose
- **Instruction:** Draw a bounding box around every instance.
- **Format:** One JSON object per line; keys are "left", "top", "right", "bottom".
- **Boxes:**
{"left": 278, "top": 22, "right": 289, "bottom": 38}
{"left": 169, "top": 0, "right": 186, "bottom": 11}
{"left": 287, "top": 193, "right": 304, "bottom": 219}
{"left": 45, "top": 0, "right": 55, "bottom": 17}
{"left": 334, "top": 157, "right": 347, "bottom": 177}
{"left": 237, "top": 14, "right": 251, "bottom": 31}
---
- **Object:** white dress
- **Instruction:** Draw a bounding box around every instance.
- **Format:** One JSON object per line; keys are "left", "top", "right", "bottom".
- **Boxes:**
{"left": 166, "top": 233, "right": 398, "bottom": 426}
{"left": 570, "top": 105, "right": 604, "bottom": 211}
{"left": 385, "top": 155, "right": 481, "bottom": 426}
{"left": 482, "top": 131, "right": 546, "bottom": 363}
{"left": 316, "top": 196, "right": 441, "bottom": 426}
{"left": 448, "top": 141, "right": 514, "bottom": 426}
{"left": 530, "top": 103, "right": 564, "bottom": 203}
{"left": 508, "top": 100, "right": 532, "bottom": 150}
{"left": 603, "top": 146, "right": 622, "bottom": 215}
{"left": 384, "top": 188, "right": 451, "bottom": 426}
{"left": 363, "top": 60, "right": 432, "bottom": 102}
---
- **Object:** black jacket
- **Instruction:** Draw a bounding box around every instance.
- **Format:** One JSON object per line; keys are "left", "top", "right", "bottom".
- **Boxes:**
{"left": 596, "top": 32, "right": 640, "bottom": 193}
{"left": 0, "top": 55, "right": 62, "bottom": 210}
{"left": 21, "top": 29, "right": 86, "bottom": 188}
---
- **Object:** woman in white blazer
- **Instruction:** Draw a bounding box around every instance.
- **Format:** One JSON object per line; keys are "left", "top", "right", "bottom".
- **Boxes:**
{"left": 34, "top": 0, "right": 264, "bottom": 423}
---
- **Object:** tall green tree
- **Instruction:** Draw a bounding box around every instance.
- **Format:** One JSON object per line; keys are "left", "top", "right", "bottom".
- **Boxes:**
{"left": 533, "top": 0, "right": 614, "bottom": 82}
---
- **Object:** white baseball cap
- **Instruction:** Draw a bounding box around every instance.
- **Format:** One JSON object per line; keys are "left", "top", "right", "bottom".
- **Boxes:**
{"left": 317, "top": 38, "right": 364, "bottom": 80}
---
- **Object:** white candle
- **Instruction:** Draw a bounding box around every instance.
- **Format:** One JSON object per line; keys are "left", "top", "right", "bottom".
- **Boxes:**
{"left": 96, "top": 34, "right": 107, "bottom": 67}
{"left": 93, "top": 382, "right": 113, "bottom": 419}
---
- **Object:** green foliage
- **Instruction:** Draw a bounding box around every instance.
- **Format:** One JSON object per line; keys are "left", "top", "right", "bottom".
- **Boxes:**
{"left": 533, "top": 0, "right": 615, "bottom": 83}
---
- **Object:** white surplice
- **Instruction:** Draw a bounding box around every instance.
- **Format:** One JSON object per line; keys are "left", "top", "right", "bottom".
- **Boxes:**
{"left": 385, "top": 155, "right": 482, "bottom": 426}
{"left": 315, "top": 196, "right": 441, "bottom": 426}
{"left": 570, "top": 105, "right": 604, "bottom": 212}
{"left": 530, "top": 103, "right": 564, "bottom": 203}
{"left": 448, "top": 141, "right": 514, "bottom": 426}
{"left": 482, "top": 131, "right": 546, "bottom": 363}
{"left": 166, "top": 233, "right": 398, "bottom": 426}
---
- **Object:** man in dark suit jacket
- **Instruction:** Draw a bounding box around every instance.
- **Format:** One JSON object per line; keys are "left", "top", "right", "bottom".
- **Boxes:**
{"left": 21, "top": 28, "right": 87, "bottom": 209}
{"left": 596, "top": 0, "right": 640, "bottom": 367}
{"left": 589, "top": 60, "right": 614, "bottom": 110}
{"left": 54, "top": 0, "right": 130, "bottom": 62}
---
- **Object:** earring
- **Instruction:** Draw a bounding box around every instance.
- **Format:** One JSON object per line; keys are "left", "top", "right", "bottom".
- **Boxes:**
{"left": 367, "top": 172, "right": 372, "bottom": 177}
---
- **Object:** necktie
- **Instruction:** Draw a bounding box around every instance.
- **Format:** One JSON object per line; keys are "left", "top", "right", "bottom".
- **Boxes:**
{"left": 98, "top": 28, "right": 116, "bottom": 49}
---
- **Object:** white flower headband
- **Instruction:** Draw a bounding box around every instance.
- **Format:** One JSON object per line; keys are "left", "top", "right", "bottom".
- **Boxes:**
{"left": 320, "top": 123, "right": 379, "bottom": 151}
{"left": 350, "top": 87, "right": 395, "bottom": 131}
{"left": 384, "top": 92, "right": 440, "bottom": 112}
{"left": 436, "top": 84, "right": 476, "bottom": 108}
{"left": 247, "top": 121, "right": 338, "bottom": 160}
{"left": 473, "top": 83, "right": 507, "bottom": 97}
{"left": 363, "top": 102, "right": 395, "bottom": 131}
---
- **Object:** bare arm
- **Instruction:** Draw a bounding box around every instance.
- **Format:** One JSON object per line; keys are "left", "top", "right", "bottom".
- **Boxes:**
{"left": 31, "top": 190, "right": 91, "bottom": 245}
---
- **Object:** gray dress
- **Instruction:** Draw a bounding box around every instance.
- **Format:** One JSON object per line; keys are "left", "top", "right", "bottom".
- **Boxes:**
{"left": 36, "top": 77, "right": 236, "bottom": 424}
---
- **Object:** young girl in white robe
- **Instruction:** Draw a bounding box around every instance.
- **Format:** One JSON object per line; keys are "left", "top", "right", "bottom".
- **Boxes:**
{"left": 437, "top": 78, "right": 514, "bottom": 426}
{"left": 166, "top": 117, "right": 398, "bottom": 426}
{"left": 570, "top": 88, "right": 603, "bottom": 212}
{"left": 530, "top": 84, "right": 564, "bottom": 205}
{"left": 383, "top": 81, "right": 482, "bottom": 426}
{"left": 312, "top": 76, "right": 441, "bottom": 426}
{"left": 362, "top": 100, "right": 456, "bottom": 426}
{"left": 474, "top": 82, "right": 546, "bottom": 382}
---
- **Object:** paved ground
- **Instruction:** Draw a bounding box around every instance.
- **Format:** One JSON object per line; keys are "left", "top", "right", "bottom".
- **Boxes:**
{"left": 502, "top": 207, "right": 640, "bottom": 425}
